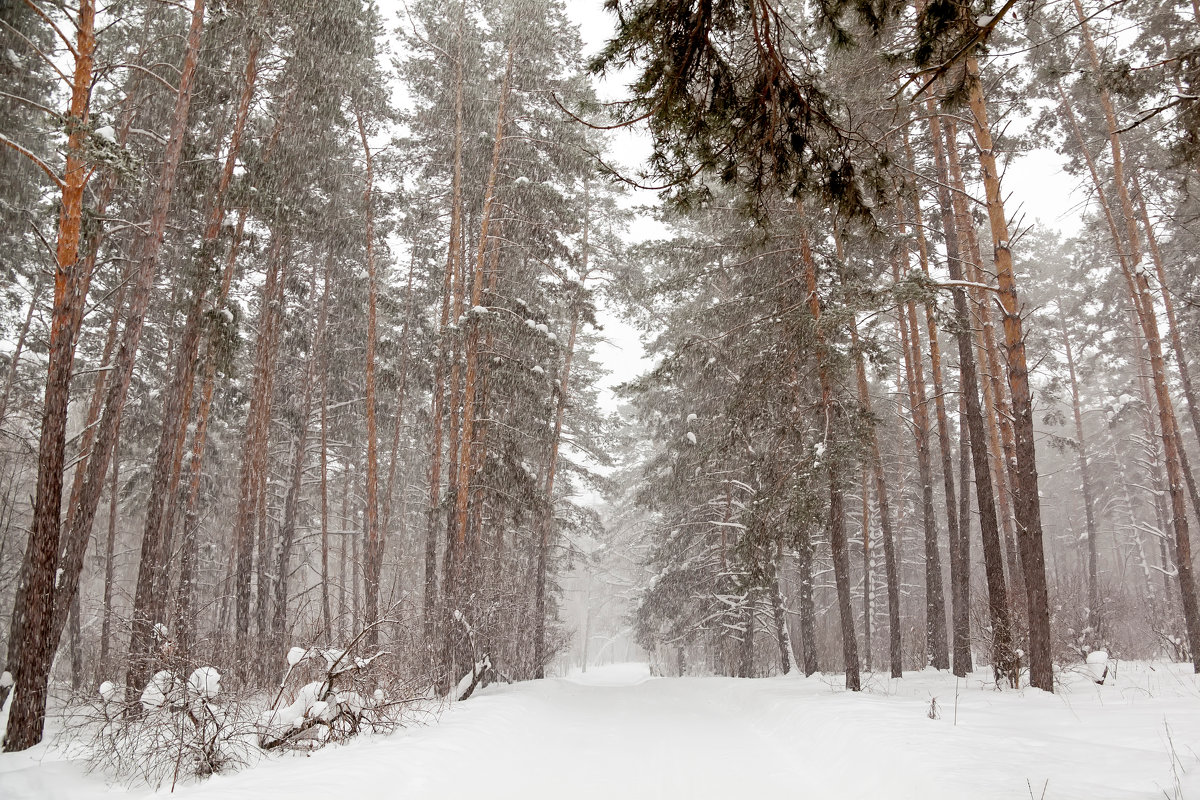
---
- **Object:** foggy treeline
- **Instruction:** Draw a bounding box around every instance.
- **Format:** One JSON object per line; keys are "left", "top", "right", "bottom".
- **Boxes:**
{"left": 0, "top": 0, "right": 1198, "bottom": 766}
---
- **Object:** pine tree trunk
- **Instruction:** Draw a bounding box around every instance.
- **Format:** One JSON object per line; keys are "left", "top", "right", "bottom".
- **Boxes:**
{"left": 900, "top": 153, "right": 967, "bottom": 672}
{"left": 893, "top": 203, "right": 949, "bottom": 670}
{"left": 964, "top": 58, "right": 1054, "bottom": 690}
{"left": 839, "top": 225, "right": 903, "bottom": 678}
{"left": 44, "top": 0, "right": 206, "bottom": 704}
{"left": 128, "top": 21, "right": 258, "bottom": 681}
{"left": 942, "top": 121, "right": 1022, "bottom": 595}
{"left": 1060, "top": 320, "right": 1101, "bottom": 635}
{"left": 232, "top": 231, "right": 287, "bottom": 668}
{"left": 451, "top": 48, "right": 514, "bottom": 677}
{"left": 320, "top": 337, "right": 332, "bottom": 641}
{"left": 770, "top": 538, "right": 792, "bottom": 674}
{"left": 927, "top": 300, "right": 970, "bottom": 675}
{"left": 797, "top": 201, "right": 859, "bottom": 691}
{"left": 534, "top": 187, "right": 586, "bottom": 681}
{"left": 1134, "top": 174, "right": 1200, "bottom": 458}
{"left": 2, "top": 0, "right": 96, "bottom": 751}
{"left": 926, "top": 104, "right": 1017, "bottom": 686}
{"left": 356, "top": 107, "right": 384, "bottom": 645}
{"left": 380, "top": 255, "right": 418, "bottom": 565}
{"left": 796, "top": 526, "right": 819, "bottom": 676}
{"left": 860, "top": 469, "right": 872, "bottom": 672}
{"left": 424, "top": 11, "right": 466, "bottom": 658}
{"left": 97, "top": 422, "right": 120, "bottom": 680}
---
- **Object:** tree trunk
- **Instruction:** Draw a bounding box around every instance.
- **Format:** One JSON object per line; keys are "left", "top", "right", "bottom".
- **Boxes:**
{"left": 927, "top": 300, "right": 970, "bottom": 675}
{"left": 232, "top": 231, "right": 287, "bottom": 669}
{"left": 900, "top": 132, "right": 951, "bottom": 670}
{"left": 926, "top": 103, "right": 1017, "bottom": 686}
{"left": 356, "top": 106, "right": 384, "bottom": 645}
{"left": 860, "top": 468, "right": 872, "bottom": 672}
{"left": 49, "top": 0, "right": 205, "bottom": 710}
{"left": 770, "top": 538, "right": 792, "bottom": 674}
{"left": 964, "top": 58, "right": 1054, "bottom": 690}
{"left": 97, "top": 419, "right": 120, "bottom": 680}
{"left": 450, "top": 46, "right": 514, "bottom": 678}
{"left": 839, "top": 225, "right": 903, "bottom": 678}
{"left": 1060, "top": 320, "right": 1101, "bottom": 636}
{"left": 424, "top": 9, "right": 466, "bottom": 657}
{"left": 797, "top": 201, "right": 859, "bottom": 691}
{"left": 128, "top": 19, "right": 258, "bottom": 682}
{"left": 2, "top": 0, "right": 96, "bottom": 752}
{"left": 942, "top": 119, "right": 1022, "bottom": 595}
{"left": 893, "top": 198, "right": 949, "bottom": 670}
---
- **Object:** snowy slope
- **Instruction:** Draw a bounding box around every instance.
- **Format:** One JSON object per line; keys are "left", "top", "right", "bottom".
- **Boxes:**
{"left": 2, "top": 661, "right": 1199, "bottom": 799}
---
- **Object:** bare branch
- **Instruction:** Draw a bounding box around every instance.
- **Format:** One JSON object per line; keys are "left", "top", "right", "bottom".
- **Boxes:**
{"left": 0, "top": 133, "right": 64, "bottom": 188}
{"left": 21, "top": 0, "right": 78, "bottom": 58}
{"left": 0, "top": 16, "right": 72, "bottom": 86}
{"left": 111, "top": 62, "right": 179, "bottom": 94}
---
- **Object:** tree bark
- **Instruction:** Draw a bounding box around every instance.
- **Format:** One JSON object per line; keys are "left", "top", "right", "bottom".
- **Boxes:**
{"left": 894, "top": 195, "right": 949, "bottom": 670}
{"left": 926, "top": 103, "right": 1017, "bottom": 685}
{"left": 128, "top": 19, "right": 259, "bottom": 681}
{"left": 424, "top": 9, "right": 466, "bottom": 658}
{"left": 356, "top": 106, "right": 384, "bottom": 645}
{"left": 964, "top": 57, "right": 1054, "bottom": 690}
{"left": 797, "top": 201, "right": 859, "bottom": 691}
{"left": 1060, "top": 320, "right": 1101, "bottom": 636}
{"left": 232, "top": 230, "right": 287, "bottom": 669}
{"left": 450, "top": 46, "right": 514, "bottom": 678}
{"left": 838, "top": 224, "right": 903, "bottom": 678}
{"left": 2, "top": 0, "right": 96, "bottom": 751}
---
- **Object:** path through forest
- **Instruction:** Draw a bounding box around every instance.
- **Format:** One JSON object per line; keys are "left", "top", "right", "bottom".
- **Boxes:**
{"left": 3, "top": 661, "right": 1200, "bottom": 798}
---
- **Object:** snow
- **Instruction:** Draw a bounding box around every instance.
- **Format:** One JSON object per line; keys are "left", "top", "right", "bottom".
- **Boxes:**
{"left": 259, "top": 681, "right": 326, "bottom": 733}
{"left": 97, "top": 681, "right": 116, "bottom": 702}
{"left": 187, "top": 667, "right": 221, "bottom": 700}
{"left": 0, "top": 671, "right": 11, "bottom": 689}
{"left": 685, "top": 431, "right": 697, "bottom": 445}
{"left": 93, "top": 125, "right": 116, "bottom": 143}
{"left": 286, "top": 647, "right": 310, "bottom": 667}
{"left": 3, "top": 662, "right": 1200, "bottom": 798}
{"left": 139, "top": 670, "right": 175, "bottom": 710}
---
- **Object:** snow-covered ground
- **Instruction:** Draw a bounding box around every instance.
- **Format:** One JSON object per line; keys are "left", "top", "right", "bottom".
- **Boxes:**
{"left": 3, "top": 660, "right": 1199, "bottom": 799}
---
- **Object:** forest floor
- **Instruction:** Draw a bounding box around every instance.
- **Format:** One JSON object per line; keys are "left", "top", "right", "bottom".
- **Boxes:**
{"left": 2, "top": 659, "right": 1199, "bottom": 798}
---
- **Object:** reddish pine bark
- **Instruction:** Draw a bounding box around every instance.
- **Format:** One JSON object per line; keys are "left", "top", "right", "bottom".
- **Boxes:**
{"left": 2, "top": 0, "right": 95, "bottom": 751}
{"left": 965, "top": 58, "right": 1054, "bottom": 690}
{"left": 926, "top": 104, "right": 1017, "bottom": 686}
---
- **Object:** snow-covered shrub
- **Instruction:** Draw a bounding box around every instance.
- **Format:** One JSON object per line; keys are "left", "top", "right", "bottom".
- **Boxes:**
{"left": 257, "top": 621, "right": 436, "bottom": 751}
{"left": 64, "top": 666, "right": 257, "bottom": 789}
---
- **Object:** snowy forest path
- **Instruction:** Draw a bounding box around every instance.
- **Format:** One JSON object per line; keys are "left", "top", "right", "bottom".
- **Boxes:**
{"left": 5, "top": 662, "right": 1200, "bottom": 799}
{"left": 169, "top": 662, "right": 1200, "bottom": 799}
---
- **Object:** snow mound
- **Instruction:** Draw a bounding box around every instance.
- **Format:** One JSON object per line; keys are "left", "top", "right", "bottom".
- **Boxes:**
{"left": 187, "top": 667, "right": 221, "bottom": 700}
